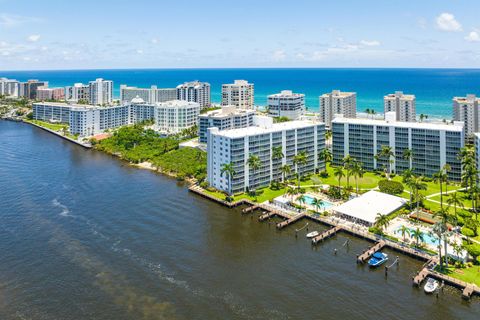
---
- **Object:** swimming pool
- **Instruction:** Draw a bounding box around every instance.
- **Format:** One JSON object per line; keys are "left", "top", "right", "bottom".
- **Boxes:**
{"left": 302, "top": 195, "right": 334, "bottom": 210}
{"left": 394, "top": 226, "right": 440, "bottom": 246}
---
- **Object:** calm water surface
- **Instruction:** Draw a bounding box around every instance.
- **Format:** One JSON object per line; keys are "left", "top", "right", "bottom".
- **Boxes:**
{"left": 0, "top": 120, "right": 478, "bottom": 319}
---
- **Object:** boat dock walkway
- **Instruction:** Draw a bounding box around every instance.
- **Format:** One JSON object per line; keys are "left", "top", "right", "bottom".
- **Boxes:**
{"left": 357, "top": 241, "right": 386, "bottom": 263}
{"left": 188, "top": 185, "right": 254, "bottom": 208}
{"left": 312, "top": 226, "right": 342, "bottom": 244}
{"left": 411, "top": 257, "right": 480, "bottom": 299}
{"left": 413, "top": 258, "right": 438, "bottom": 286}
{"left": 276, "top": 213, "right": 306, "bottom": 229}
{"left": 242, "top": 205, "right": 259, "bottom": 214}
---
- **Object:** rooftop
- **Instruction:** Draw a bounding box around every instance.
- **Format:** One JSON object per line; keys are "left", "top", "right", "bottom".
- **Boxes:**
{"left": 268, "top": 90, "right": 305, "bottom": 98}
{"left": 334, "top": 191, "right": 407, "bottom": 225}
{"left": 200, "top": 105, "right": 255, "bottom": 118}
{"left": 320, "top": 90, "right": 356, "bottom": 98}
{"left": 211, "top": 119, "right": 321, "bottom": 138}
{"left": 33, "top": 101, "right": 97, "bottom": 109}
{"left": 332, "top": 115, "right": 464, "bottom": 131}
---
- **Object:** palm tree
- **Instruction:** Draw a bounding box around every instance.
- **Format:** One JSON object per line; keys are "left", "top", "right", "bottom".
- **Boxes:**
{"left": 325, "top": 130, "right": 332, "bottom": 142}
{"left": 374, "top": 213, "right": 390, "bottom": 232}
{"left": 410, "top": 176, "right": 427, "bottom": 215}
{"left": 402, "top": 169, "right": 414, "bottom": 205}
{"left": 419, "top": 114, "right": 428, "bottom": 122}
{"left": 365, "top": 108, "right": 371, "bottom": 119}
{"left": 403, "top": 148, "right": 413, "bottom": 168}
{"left": 433, "top": 170, "right": 447, "bottom": 209}
{"left": 220, "top": 163, "right": 236, "bottom": 195}
{"left": 285, "top": 186, "right": 297, "bottom": 198}
{"left": 343, "top": 155, "right": 353, "bottom": 188}
{"left": 350, "top": 160, "right": 364, "bottom": 195}
{"left": 312, "top": 197, "right": 324, "bottom": 213}
{"left": 433, "top": 208, "right": 452, "bottom": 267}
{"left": 443, "top": 163, "right": 451, "bottom": 194}
{"left": 247, "top": 154, "right": 261, "bottom": 190}
{"left": 379, "top": 145, "right": 394, "bottom": 178}
{"left": 432, "top": 222, "right": 446, "bottom": 269}
{"left": 319, "top": 148, "right": 332, "bottom": 166}
{"left": 333, "top": 166, "right": 345, "bottom": 188}
{"left": 399, "top": 225, "right": 410, "bottom": 242}
{"left": 271, "top": 146, "right": 284, "bottom": 182}
{"left": 411, "top": 227, "right": 425, "bottom": 248}
{"left": 280, "top": 164, "right": 291, "bottom": 183}
{"left": 297, "top": 195, "right": 306, "bottom": 208}
{"left": 293, "top": 151, "right": 308, "bottom": 189}
{"left": 446, "top": 192, "right": 464, "bottom": 228}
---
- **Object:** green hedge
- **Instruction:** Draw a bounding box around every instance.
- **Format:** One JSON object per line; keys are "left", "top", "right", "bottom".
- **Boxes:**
{"left": 461, "top": 227, "right": 475, "bottom": 237}
{"left": 378, "top": 179, "right": 404, "bottom": 195}
{"left": 466, "top": 243, "right": 480, "bottom": 258}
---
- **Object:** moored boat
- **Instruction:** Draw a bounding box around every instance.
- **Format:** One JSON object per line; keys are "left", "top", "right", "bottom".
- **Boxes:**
{"left": 424, "top": 278, "right": 439, "bottom": 294}
{"left": 368, "top": 252, "right": 388, "bottom": 267}
{"left": 306, "top": 231, "right": 319, "bottom": 238}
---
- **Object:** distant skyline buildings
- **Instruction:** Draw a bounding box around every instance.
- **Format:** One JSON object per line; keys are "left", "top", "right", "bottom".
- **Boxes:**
{"left": 221, "top": 80, "right": 254, "bottom": 109}
{"left": 384, "top": 91, "right": 416, "bottom": 122}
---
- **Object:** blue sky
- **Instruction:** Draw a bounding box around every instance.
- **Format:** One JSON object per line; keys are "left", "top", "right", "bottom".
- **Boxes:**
{"left": 0, "top": 0, "right": 479, "bottom": 70}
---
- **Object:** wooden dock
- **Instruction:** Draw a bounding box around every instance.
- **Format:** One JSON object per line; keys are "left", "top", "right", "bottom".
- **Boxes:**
{"left": 312, "top": 226, "right": 342, "bottom": 244}
{"left": 463, "top": 285, "right": 475, "bottom": 300}
{"left": 242, "top": 205, "right": 259, "bottom": 214}
{"left": 413, "top": 258, "right": 438, "bottom": 286}
{"left": 258, "top": 211, "right": 276, "bottom": 221}
{"left": 357, "top": 240, "right": 386, "bottom": 263}
{"left": 276, "top": 213, "right": 306, "bottom": 229}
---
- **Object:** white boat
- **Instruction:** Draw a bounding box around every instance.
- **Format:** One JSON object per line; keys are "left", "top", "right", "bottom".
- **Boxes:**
{"left": 424, "top": 278, "right": 439, "bottom": 294}
{"left": 306, "top": 231, "right": 319, "bottom": 238}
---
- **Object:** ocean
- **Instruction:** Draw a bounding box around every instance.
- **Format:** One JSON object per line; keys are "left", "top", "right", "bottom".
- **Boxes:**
{"left": 2, "top": 68, "right": 480, "bottom": 119}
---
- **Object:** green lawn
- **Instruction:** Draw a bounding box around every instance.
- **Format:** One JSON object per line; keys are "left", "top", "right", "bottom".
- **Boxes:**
{"left": 203, "top": 186, "right": 286, "bottom": 204}
{"left": 27, "top": 119, "right": 68, "bottom": 132}
{"left": 436, "top": 265, "right": 480, "bottom": 287}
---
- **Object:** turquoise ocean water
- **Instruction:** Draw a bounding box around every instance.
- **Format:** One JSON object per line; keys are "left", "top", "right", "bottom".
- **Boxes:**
{"left": 2, "top": 68, "right": 480, "bottom": 119}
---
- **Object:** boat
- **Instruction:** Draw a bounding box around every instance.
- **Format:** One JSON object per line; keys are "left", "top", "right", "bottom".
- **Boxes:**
{"left": 368, "top": 252, "right": 388, "bottom": 267}
{"left": 424, "top": 278, "right": 439, "bottom": 294}
{"left": 306, "top": 231, "right": 319, "bottom": 238}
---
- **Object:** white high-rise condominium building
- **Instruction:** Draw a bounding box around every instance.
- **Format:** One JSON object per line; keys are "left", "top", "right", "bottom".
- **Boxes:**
{"left": 453, "top": 94, "right": 480, "bottom": 137}
{"left": 221, "top": 80, "right": 254, "bottom": 109}
{"left": 0, "top": 78, "right": 19, "bottom": 97}
{"left": 319, "top": 90, "right": 356, "bottom": 127}
{"left": 177, "top": 81, "right": 211, "bottom": 108}
{"left": 384, "top": 91, "right": 416, "bottom": 122}
{"left": 154, "top": 100, "right": 200, "bottom": 134}
{"left": 89, "top": 78, "right": 113, "bottom": 106}
{"left": 267, "top": 90, "right": 305, "bottom": 120}
{"left": 198, "top": 105, "right": 255, "bottom": 143}
{"left": 19, "top": 80, "right": 48, "bottom": 99}
{"left": 65, "top": 83, "right": 90, "bottom": 102}
{"left": 331, "top": 112, "right": 465, "bottom": 181}
{"left": 119, "top": 85, "right": 177, "bottom": 104}
{"left": 207, "top": 116, "right": 326, "bottom": 194}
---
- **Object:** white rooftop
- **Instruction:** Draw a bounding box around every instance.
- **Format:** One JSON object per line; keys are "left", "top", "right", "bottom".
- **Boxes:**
{"left": 268, "top": 90, "right": 304, "bottom": 98}
{"left": 332, "top": 115, "right": 464, "bottom": 131}
{"left": 33, "top": 101, "right": 97, "bottom": 109}
{"left": 334, "top": 191, "right": 407, "bottom": 225}
{"left": 211, "top": 119, "right": 321, "bottom": 138}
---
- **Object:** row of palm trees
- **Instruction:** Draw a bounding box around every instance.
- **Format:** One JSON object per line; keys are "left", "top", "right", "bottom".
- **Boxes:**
{"left": 220, "top": 146, "right": 313, "bottom": 195}
{"left": 331, "top": 155, "right": 365, "bottom": 195}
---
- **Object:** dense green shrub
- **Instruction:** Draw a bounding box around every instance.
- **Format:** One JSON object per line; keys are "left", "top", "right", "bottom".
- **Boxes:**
{"left": 319, "top": 170, "right": 329, "bottom": 178}
{"left": 200, "top": 181, "right": 209, "bottom": 189}
{"left": 465, "top": 243, "right": 480, "bottom": 258}
{"left": 461, "top": 227, "right": 475, "bottom": 237}
{"left": 378, "top": 179, "right": 404, "bottom": 195}
{"left": 368, "top": 226, "right": 383, "bottom": 235}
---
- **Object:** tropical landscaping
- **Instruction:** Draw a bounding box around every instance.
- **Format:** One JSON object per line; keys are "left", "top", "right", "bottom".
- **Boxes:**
{"left": 93, "top": 123, "right": 207, "bottom": 181}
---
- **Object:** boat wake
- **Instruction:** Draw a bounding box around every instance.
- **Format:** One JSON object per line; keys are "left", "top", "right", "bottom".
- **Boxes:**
{"left": 52, "top": 198, "right": 71, "bottom": 217}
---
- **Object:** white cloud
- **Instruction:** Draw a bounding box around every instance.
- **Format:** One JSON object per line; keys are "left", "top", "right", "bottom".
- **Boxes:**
{"left": 360, "top": 40, "right": 381, "bottom": 47}
{"left": 436, "top": 13, "right": 462, "bottom": 32}
{"left": 271, "top": 50, "right": 286, "bottom": 62}
{"left": 27, "top": 34, "right": 40, "bottom": 42}
{"left": 465, "top": 30, "right": 480, "bottom": 42}
{"left": 0, "top": 13, "right": 41, "bottom": 28}
{"left": 136, "top": 49, "right": 144, "bottom": 54}
{"left": 151, "top": 38, "right": 159, "bottom": 44}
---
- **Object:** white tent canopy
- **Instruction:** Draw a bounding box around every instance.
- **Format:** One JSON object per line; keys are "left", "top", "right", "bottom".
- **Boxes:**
{"left": 333, "top": 190, "right": 407, "bottom": 226}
